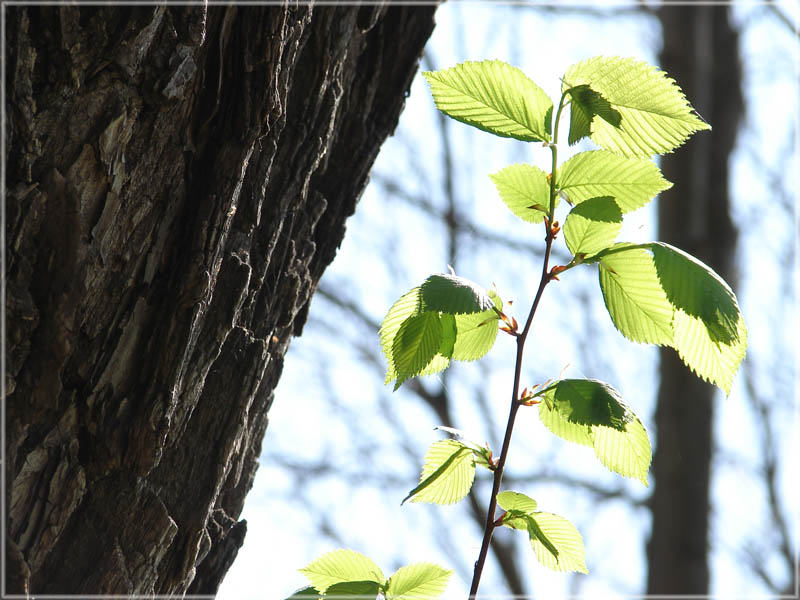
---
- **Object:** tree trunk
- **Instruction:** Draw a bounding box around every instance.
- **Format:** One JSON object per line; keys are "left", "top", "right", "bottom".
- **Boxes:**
{"left": 5, "top": 5, "right": 436, "bottom": 595}
{"left": 647, "top": 5, "right": 742, "bottom": 594}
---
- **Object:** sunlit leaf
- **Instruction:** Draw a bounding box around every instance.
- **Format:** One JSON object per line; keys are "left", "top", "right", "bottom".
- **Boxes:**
{"left": 299, "top": 550, "right": 384, "bottom": 594}
{"left": 381, "top": 288, "right": 422, "bottom": 384}
{"left": 563, "top": 56, "right": 710, "bottom": 156}
{"left": 565, "top": 84, "right": 621, "bottom": 146}
{"left": 501, "top": 508, "right": 588, "bottom": 574}
{"left": 451, "top": 290, "right": 502, "bottom": 361}
{"left": 563, "top": 196, "right": 622, "bottom": 256}
{"left": 490, "top": 164, "right": 553, "bottom": 224}
{"left": 404, "top": 440, "right": 476, "bottom": 505}
{"left": 537, "top": 379, "right": 651, "bottom": 483}
{"left": 558, "top": 150, "right": 672, "bottom": 212}
{"left": 598, "top": 244, "right": 674, "bottom": 345}
{"left": 385, "top": 563, "right": 452, "bottom": 600}
{"left": 424, "top": 60, "right": 553, "bottom": 142}
{"left": 496, "top": 490, "right": 538, "bottom": 514}
{"left": 392, "top": 312, "right": 443, "bottom": 388}
{"left": 420, "top": 274, "right": 495, "bottom": 314}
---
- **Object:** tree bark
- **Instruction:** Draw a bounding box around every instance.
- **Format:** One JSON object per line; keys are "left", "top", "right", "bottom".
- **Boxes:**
{"left": 647, "top": 5, "right": 742, "bottom": 594}
{"left": 5, "top": 4, "right": 436, "bottom": 596}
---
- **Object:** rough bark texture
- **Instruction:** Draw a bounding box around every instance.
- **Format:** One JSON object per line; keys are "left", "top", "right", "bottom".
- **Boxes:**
{"left": 647, "top": 5, "right": 742, "bottom": 594}
{"left": 5, "top": 5, "right": 437, "bottom": 596}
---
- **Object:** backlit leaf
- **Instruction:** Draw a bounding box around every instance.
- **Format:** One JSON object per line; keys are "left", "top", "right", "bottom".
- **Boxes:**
{"left": 563, "top": 56, "right": 710, "bottom": 157}
{"left": 537, "top": 379, "right": 651, "bottom": 483}
{"left": 424, "top": 60, "right": 553, "bottom": 142}
{"left": 300, "top": 550, "right": 384, "bottom": 594}
{"left": 558, "top": 150, "right": 672, "bottom": 213}
{"left": 392, "top": 312, "right": 443, "bottom": 388}
{"left": 563, "top": 196, "right": 622, "bottom": 256}
{"left": 497, "top": 490, "right": 538, "bottom": 514}
{"left": 598, "top": 244, "right": 674, "bottom": 345}
{"left": 420, "top": 274, "right": 495, "bottom": 314}
{"left": 565, "top": 84, "right": 621, "bottom": 146}
{"left": 490, "top": 164, "right": 553, "bottom": 224}
{"left": 451, "top": 290, "right": 502, "bottom": 361}
{"left": 385, "top": 563, "right": 452, "bottom": 600}
{"left": 381, "top": 288, "right": 422, "bottom": 384}
{"left": 404, "top": 440, "right": 476, "bottom": 505}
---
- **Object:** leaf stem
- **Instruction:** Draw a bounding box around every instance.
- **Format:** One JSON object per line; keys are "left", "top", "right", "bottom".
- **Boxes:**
{"left": 468, "top": 92, "right": 568, "bottom": 599}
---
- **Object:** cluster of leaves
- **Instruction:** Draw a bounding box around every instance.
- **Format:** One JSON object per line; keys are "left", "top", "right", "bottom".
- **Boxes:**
{"left": 291, "top": 56, "right": 747, "bottom": 598}
{"left": 289, "top": 550, "right": 451, "bottom": 599}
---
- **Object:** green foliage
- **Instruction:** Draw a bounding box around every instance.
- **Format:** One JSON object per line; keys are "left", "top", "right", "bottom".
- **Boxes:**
{"left": 403, "top": 438, "right": 483, "bottom": 505}
{"left": 489, "top": 163, "right": 553, "bottom": 223}
{"left": 597, "top": 243, "right": 747, "bottom": 394}
{"left": 562, "top": 56, "right": 711, "bottom": 156}
{"left": 563, "top": 196, "right": 623, "bottom": 256}
{"left": 299, "top": 55, "right": 746, "bottom": 600}
{"left": 380, "top": 275, "right": 501, "bottom": 389}
{"left": 537, "top": 379, "right": 651, "bottom": 484}
{"left": 498, "top": 491, "right": 588, "bottom": 574}
{"left": 296, "top": 550, "right": 452, "bottom": 599}
{"left": 423, "top": 60, "right": 553, "bottom": 142}
{"left": 558, "top": 150, "right": 672, "bottom": 212}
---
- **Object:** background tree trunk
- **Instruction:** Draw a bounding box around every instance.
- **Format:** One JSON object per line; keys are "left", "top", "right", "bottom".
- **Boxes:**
{"left": 5, "top": 5, "right": 436, "bottom": 596}
{"left": 647, "top": 5, "right": 742, "bottom": 594}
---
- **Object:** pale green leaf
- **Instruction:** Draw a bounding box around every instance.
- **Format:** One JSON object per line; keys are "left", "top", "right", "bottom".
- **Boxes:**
{"left": 563, "top": 56, "right": 710, "bottom": 157}
{"left": 496, "top": 490, "right": 538, "bottom": 514}
{"left": 558, "top": 150, "right": 672, "bottom": 212}
{"left": 563, "top": 196, "right": 622, "bottom": 256}
{"left": 538, "top": 397, "right": 593, "bottom": 447}
{"left": 565, "top": 84, "right": 621, "bottom": 146}
{"left": 424, "top": 60, "right": 553, "bottom": 142}
{"left": 381, "top": 288, "right": 422, "bottom": 384}
{"left": 598, "top": 244, "right": 674, "bottom": 345}
{"left": 385, "top": 563, "right": 452, "bottom": 600}
{"left": 438, "top": 313, "right": 457, "bottom": 358}
{"left": 592, "top": 418, "right": 651, "bottom": 485}
{"left": 404, "top": 440, "right": 476, "bottom": 505}
{"left": 300, "top": 550, "right": 385, "bottom": 593}
{"left": 527, "top": 512, "right": 588, "bottom": 574}
{"left": 538, "top": 379, "right": 651, "bottom": 484}
{"left": 420, "top": 274, "right": 495, "bottom": 314}
{"left": 392, "top": 312, "right": 443, "bottom": 388}
{"left": 672, "top": 309, "right": 747, "bottom": 395}
{"left": 651, "top": 242, "right": 741, "bottom": 344}
{"left": 489, "top": 164, "right": 553, "bottom": 224}
{"left": 451, "top": 290, "right": 501, "bottom": 361}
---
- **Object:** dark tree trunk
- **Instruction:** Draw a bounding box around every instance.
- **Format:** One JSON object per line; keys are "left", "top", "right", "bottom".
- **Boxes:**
{"left": 647, "top": 5, "right": 742, "bottom": 594}
{"left": 5, "top": 5, "right": 436, "bottom": 596}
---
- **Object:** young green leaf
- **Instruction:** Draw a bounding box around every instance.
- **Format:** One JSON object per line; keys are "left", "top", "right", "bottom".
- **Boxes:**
{"left": 299, "top": 550, "right": 385, "bottom": 594}
{"left": 420, "top": 274, "right": 495, "bottom": 314}
{"left": 598, "top": 244, "right": 675, "bottom": 345}
{"left": 385, "top": 563, "right": 453, "bottom": 600}
{"left": 651, "top": 243, "right": 741, "bottom": 344}
{"left": 672, "top": 309, "right": 747, "bottom": 395}
{"left": 489, "top": 164, "right": 553, "bottom": 223}
{"left": 423, "top": 60, "right": 553, "bottom": 142}
{"left": 325, "top": 580, "right": 381, "bottom": 597}
{"left": 537, "top": 379, "right": 651, "bottom": 484}
{"left": 496, "top": 490, "right": 538, "bottom": 514}
{"left": 558, "top": 150, "right": 672, "bottom": 213}
{"left": 500, "top": 506, "right": 588, "bottom": 574}
{"left": 403, "top": 439, "right": 476, "bottom": 505}
{"left": 526, "top": 512, "right": 589, "bottom": 574}
{"left": 563, "top": 56, "right": 710, "bottom": 157}
{"left": 451, "top": 290, "right": 502, "bottom": 362}
{"left": 563, "top": 196, "right": 623, "bottom": 256}
{"left": 565, "top": 84, "right": 621, "bottom": 146}
{"left": 392, "top": 312, "right": 444, "bottom": 388}
{"left": 380, "top": 287, "right": 422, "bottom": 384}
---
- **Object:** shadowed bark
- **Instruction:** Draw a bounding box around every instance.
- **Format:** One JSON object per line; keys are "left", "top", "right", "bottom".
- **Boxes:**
{"left": 647, "top": 4, "right": 743, "bottom": 594}
{"left": 5, "top": 4, "right": 436, "bottom": 596}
